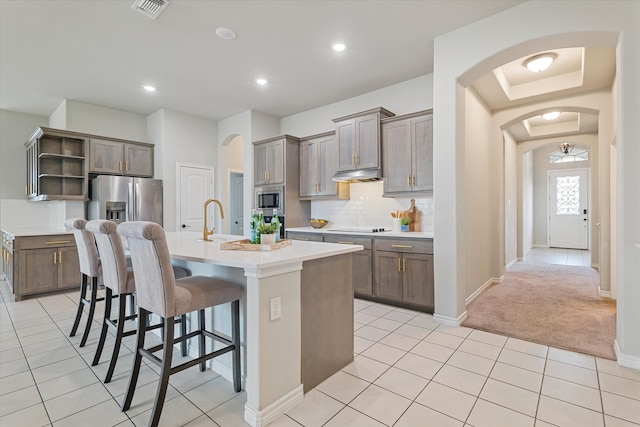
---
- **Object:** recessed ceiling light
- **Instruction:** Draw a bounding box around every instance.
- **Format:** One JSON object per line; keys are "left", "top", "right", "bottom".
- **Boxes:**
{"left": 543, "top": 111, "right": 560, "bottom": 120}
{"left": 143, "top": 85, "right": 157, "bottom": 92}
{"left": 216, "top": 27, "right": 237, "bottom": 40}
{"left": 256, "top": 78, "right": 268, "bottom": 86}
{"left": 524, "top": 53, "right": 557, "bottom": 72}
{"left": 332, "top": 42, "right": 346, "bottom": 52}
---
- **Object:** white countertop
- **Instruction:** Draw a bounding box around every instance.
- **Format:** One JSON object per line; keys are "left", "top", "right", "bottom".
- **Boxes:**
{"left": 165, "top": 232, "right": 364, "bottom": 270}
{"left": 286, "top": 226, "right": 434, "bottom": 239}
{"left": 1, "top": 227, "right": 71, "bottom": 238}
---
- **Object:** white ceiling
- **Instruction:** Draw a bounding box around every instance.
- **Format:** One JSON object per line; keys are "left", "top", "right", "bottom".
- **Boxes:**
{"left": 1, "top": 0, "right": 616, "bottom": 147}
{"left": 0, "top": 0, "right": 525, "bottom": 121}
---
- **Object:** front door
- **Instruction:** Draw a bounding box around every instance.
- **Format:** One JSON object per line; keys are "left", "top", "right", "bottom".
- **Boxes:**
{"left": 177, "top": 163, "right": 214, "bottom": 232}
{"left": 549, "top": 169, "right": 589, "bottom": 249}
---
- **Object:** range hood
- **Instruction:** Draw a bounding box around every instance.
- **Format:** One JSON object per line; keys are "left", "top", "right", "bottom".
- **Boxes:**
{"left": 332, "top": 168, "right": 382, "bottom": 182}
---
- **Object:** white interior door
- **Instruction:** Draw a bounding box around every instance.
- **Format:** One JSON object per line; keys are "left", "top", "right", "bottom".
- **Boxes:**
{"left": 229, "top": 172, "right": 244, "bottom": 235}
{"left": 177, "top": 163, "right": 214, "bottom": 232}
{"left": 549, "top": 169, "right": 589, "bottom": 249}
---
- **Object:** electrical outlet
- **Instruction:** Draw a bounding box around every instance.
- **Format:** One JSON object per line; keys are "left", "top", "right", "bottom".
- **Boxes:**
{"left": 270, "top": 296, "right": 281, "bottom": 321}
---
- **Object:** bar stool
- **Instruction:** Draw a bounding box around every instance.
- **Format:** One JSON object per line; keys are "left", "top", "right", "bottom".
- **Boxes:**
{"left": 65, "top": 218, "right": 102, "bottom": 347}
{"left": 118, "top": 221, "right": 242, "bottom": 427}
{"left": 86, "top": 220, "right": 190, "bottom": 383}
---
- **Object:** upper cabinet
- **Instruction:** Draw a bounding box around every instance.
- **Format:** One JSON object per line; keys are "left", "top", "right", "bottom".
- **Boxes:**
{"left": 299, "top": 132, "right": 348, "bottom": 199}
{"left": 333, "top": 107, "right": 394, "bottom": 172}
{"left": 24, "top": 127, "right": 88, "bottom": 201}
{"left": 382, "top": 110, "right": 433, "bottom": 196}
{"left": 254, "top": 138, "right": 285, "bottom": 186}
{"left": 89, "top": 139, "right": 154, "bottom": 177}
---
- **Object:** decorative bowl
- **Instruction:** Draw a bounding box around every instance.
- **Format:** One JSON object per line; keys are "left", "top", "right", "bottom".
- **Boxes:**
{"left": 310, "top": 219, "right": 328, "bottom": 229}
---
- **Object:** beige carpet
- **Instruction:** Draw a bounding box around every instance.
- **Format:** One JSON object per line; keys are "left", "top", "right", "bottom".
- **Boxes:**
{"left": 463, "top": 262, "right": 617, "bottom": 360}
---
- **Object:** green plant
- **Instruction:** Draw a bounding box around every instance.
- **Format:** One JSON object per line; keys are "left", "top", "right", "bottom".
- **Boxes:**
{"left": 400, "top": 217, "right": 411, "bottom": 226}
{"left": 257, "top": 223, "right": 277, "bottom": 234}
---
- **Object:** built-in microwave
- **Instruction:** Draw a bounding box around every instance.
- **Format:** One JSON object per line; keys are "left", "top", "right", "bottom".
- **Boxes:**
{"left": 256, "top": 186, "right": 284, "bottom": 215}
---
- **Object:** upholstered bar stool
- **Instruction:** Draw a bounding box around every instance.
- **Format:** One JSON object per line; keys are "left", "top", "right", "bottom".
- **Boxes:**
{"left": 66, "top": 218, "right": 103, "bottom": 347}
{"left": 86, "top": 220, "right": 190, "bottom": 383}
{"left": 118, "top": 221, "right": 242, "bottom": 427}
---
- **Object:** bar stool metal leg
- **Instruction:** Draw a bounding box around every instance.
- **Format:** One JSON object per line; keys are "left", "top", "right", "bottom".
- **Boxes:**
{"left": 149, "top": 316, "right": 175, "bottom": 427}
{"left": 122, "top": 307, "right": 148, "bottom": 412}
{"left": 91, "top": 287, "right": 113, "bottom": 366}
{"left": 69, "top": 274, "right": 89, "bottom": 337}
{"left": 231, "top": 300, "right": 241, "bottom": 392}
{"left": 104, "top": 294, "right": 129, "bottom": 383}
{"left": 198, "top": 309, "right": 206, "bottom": 371}
{"left": 80, "top": 276, "right": 99, "bottom": 347}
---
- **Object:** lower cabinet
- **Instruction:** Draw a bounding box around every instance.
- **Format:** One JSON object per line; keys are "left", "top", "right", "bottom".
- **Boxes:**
{"left": 13, "top": 234, "right": 81, "bottom": 301}
{"left": 323, "top": 234, "right": 373, "bottom": 297}
{"left": 286, "top": 231, "right": 324, "bottom": 242}
{"left": 373, "top": 237, "right": 434, "bottom": 311}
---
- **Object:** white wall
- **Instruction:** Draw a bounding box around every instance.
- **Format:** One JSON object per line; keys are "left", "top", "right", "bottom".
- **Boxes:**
{"left": 55, "top": 100, "right": 147, "bottom": 141}
{"left": 147, "top": 109, "right": 218, "bottom": 232}
{"left": 280, "top": 75, "right": 433, "bottom": 137}
{"left": 433, "top": 0, "right": 640, "bottom": 365}
{"left": 504, "top": 131, "right": 517, "bottom": 267}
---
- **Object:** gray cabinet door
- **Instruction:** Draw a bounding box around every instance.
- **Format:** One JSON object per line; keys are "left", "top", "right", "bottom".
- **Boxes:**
{"left": 124, "top": 143, "right": 153, "bottom": 177}
{"left": 299, "top": 139, "right": 317, "bottom": 197}
{"left": 354, "top": 113, "right": 380, "bottom": 170}
{"left": 90, "top": 139, "right": 124, "bottom": 174}
{"left": 254, "top": 142, "right": 269, "bottom": 185}
{"left": 57, "top": 246, "right": 81, "bottom": 289}
{"left": 317, "top": 134, "right": 338, "bottom": 196}
{"left": 336, "top": 119, "right": 356, "bottom": 171}
{"left": 412, "top": 115, "right": 433, "bottom": 192}
{"left": 382, "top": 118, "right": 412, "bottom": 194}
{"left": 18, "top": 248, "right": 58, "bottom": 294}
{"left": 267, "top": 139, "right": 284, "bottom": 184}
{"left": 353, "top": 250, "right": 373, "bottom": 296}
{"left": 403, "top": 253, "right": 434, "bottom": 308}
{"left": 374, "top": 250, "right": 404, "bottom": 301}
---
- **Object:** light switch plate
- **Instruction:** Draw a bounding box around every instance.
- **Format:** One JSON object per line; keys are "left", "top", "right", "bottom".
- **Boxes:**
{"left": 270, "top": 296, "right": 281, "bottom": 321}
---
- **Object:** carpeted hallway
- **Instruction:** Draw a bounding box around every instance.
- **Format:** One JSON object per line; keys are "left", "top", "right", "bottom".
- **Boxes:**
{"left": 463, "top": 249, "right": 616, "bottom": 360}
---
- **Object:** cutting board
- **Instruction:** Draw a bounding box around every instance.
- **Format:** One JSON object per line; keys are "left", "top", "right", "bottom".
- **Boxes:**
{"left": 404, "top": 199, "right": 420, "bottom": 231}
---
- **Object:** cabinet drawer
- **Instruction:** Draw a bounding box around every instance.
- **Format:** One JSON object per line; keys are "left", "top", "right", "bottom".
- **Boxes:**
{"left": 374, "top": 237, "right": 432, "bottom": 254}
{"left": 323, "top": 234, "right": 372, "bottom": 250}
{"left": 14, "top": 234, "right": 76, "bottom": 250}
{"left": 286, "top": 232, "right": 323, "bottom": 242}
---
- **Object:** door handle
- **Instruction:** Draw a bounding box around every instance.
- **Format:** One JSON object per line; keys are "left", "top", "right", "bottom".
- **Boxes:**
{"left": 234, "top": 221, "right": 239, "bottom": 224}
{"left": 181, "top": 224, "right": 191, "bottom": 228}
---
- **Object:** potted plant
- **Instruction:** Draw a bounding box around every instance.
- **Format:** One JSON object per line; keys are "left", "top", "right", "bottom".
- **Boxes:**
{"left": 400, "top": 217, "right": 411, "bottom": 232}
{"left": 257, "top": 223, "right": 277, "bottom": 244}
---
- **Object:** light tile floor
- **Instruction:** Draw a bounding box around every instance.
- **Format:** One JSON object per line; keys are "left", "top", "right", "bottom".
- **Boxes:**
{"left": 524, "top": 247, "right": 592, "bottom": 267}
{"left": 1, "top": 280, "right": 639, "bottom": 427}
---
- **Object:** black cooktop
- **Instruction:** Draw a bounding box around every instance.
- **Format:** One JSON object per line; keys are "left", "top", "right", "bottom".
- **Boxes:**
{"left": 327, "top": 228, "right": 391, "bottom": 233}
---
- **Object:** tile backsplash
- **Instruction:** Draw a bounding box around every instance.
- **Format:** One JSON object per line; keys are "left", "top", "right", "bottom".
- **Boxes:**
{"left": 0, "top": 199, "right": 85, "bottom": 230}
{"left": 310, "top": 181, "right": 433, "bottom": 232}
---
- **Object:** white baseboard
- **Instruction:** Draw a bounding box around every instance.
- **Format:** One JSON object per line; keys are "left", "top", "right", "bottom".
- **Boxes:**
{"left": 591, "top": 263, "right": 600, "bottom": 271}
{"left": 465, "top": 276, "right": 502, "bottom": 306}
{"left": 614, "top": 340, "right": 640, "bottom": 370}
{"left": 532, "top": 244, "right": 549, "bottom": 248}
{"left": 244, "top": 385, "right": 304, "bottom": 427}
{"left": 517, "top": 257, "right": 525, "bottom": 262}
{"left": 598, "top": 288, "right": 612, "bottom": 298}
{"left": 505, "top": 258, "right": 518, "bottom": 270}
{"left": 434, "top": 311, "right": 468, "bottom": 327}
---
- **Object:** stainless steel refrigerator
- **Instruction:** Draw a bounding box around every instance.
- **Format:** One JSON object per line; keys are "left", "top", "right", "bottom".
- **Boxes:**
{"left": 88, "top": 175, "right": 163, "bottom": 225}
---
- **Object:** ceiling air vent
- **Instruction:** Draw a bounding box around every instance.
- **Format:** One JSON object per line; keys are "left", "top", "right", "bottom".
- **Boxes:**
{"left": 131, "top": 0, "right": 169, "bottom": 20}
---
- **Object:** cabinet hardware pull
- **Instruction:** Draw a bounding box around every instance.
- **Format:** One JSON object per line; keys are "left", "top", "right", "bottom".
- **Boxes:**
{"left": 45, "top": 240, "right": 71, "bottom": 245}
{"left": 403, "top": 258, "right": 407, "bottom": 272}
{"left": 53, "top": 252, "right": 57, "bottom": 264}
{"left": 337, "top": 241, "right": 355, "bottom": 245}
{"left": 59, "top": 251, "right": 62, "bottom": 263}
{"left": 125, "top": 161, "right": 129, "bottom": 171}
{"left": 408, "top": 174, "right": 411, "bottom": 187}
{"left": 412, "top": 174, "right": 416, "bottom": 186}
{"left": 119, "top": 161, "right": 123, "bottom": 171}
{"left": 398, "top": 257, "right": 401, "bottom": 272}
{"left": 25, "top": 185, "right": 28, "bottom": 195}
{"left": 391, "top": 244, "right": 413, "bottom": 248}
{"left": 356, "top": 154, "right": 359, "bottom": 166}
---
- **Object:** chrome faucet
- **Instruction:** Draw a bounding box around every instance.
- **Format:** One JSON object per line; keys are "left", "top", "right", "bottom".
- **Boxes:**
{"left": 203, "top": 199, "right": 225, "bottom": 241}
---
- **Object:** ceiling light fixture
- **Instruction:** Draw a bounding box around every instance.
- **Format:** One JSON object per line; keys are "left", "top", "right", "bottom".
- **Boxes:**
{"left": 143, "top": 85, "right": 157, "bottom": 92}
{"left": 542, "top": 111, "right": 560, "bottom": 120}
{"left": 332, "top": 42, "right": 346, "bottom": 52}
{"left": 558, "top": 142, "right": 575, "bottom": 155}
{"left": 524, "top": 53, "right": 557, "bottom": 72}
{"left": 256, "top": 78, "right": 268, "bottom": 86}
{"left": 216, "top": 27, "right": 237, "bottom": 40}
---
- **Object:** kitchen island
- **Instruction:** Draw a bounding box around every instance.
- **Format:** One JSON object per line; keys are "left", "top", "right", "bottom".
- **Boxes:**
{"left": 163, "top": 232, "right": 363, "bottom": 427}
